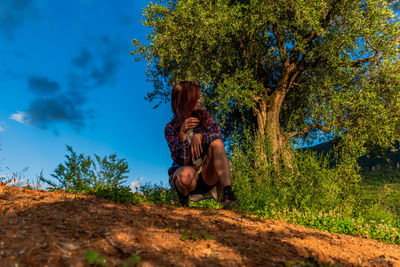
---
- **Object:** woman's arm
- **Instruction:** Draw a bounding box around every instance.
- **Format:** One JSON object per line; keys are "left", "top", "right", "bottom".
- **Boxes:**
{"left": 194, "top": 111, "right": 223, "bottom": 144}
{"left": 165, "top": 124, "right": 191, "bottom": 166}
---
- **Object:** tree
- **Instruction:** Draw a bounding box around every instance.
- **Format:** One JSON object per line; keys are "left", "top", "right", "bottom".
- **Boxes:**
{"left": 132, "top": 0, "right": 400, "bottom": 168}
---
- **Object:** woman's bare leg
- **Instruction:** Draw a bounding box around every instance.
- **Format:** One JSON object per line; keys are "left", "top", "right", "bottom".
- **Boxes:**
{"left": 202, "top": 139, "right": 232, "bottom": 187}
{"left": 173, "top": 166, "right": 199, "bottom": 196}
{"left": 174, "top": 139, "right": 231, "bottom": 195}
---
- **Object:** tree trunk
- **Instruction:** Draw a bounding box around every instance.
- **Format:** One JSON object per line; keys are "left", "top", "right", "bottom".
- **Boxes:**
{"left": 253, "top": 94, "right": 294, "bottom": 171}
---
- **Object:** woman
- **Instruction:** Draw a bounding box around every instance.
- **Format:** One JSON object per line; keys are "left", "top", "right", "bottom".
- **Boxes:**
{"left": 165, "top": 81, "right": 238, "bottom": 208}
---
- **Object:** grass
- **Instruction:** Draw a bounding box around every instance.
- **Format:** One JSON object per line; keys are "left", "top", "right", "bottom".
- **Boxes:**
{"left": 358, "top": 168, "right": 400, "bottom": 219}
{"left": 242, "top": 167, "right": 400, "bottom": 245}
{"left": 179, "top": 228, "right": 215, "bottom": 241}
{"left": 84, "top": 251, "right": 141, "bottom": 267}
{"left": 258, "top": 207, "right": 400, "bottom": 244}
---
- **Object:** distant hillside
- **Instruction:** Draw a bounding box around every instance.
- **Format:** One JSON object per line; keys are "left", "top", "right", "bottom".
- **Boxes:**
{"left": 304, "top": 140, "right": 400, "bottom": 173}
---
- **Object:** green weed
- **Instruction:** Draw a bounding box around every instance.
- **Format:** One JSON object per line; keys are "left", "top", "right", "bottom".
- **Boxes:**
{"left": 140, "top": 182, "right": 176, "bottom": 205}
{"left": 122, "top": 253, "right": 142, "bottom": 267}
{"left": 84, "top": 250, "right": 141, "bottom": 267}
{"left": 256, "top": 206, "right": 400, "bottom": 244}
{"left": 190, "top": 199, "right": 222, "bottom": 209}
{"left": 84, "top": 251, "right": 107, "bottom": 266}
{"left": 179, "top": 228, "right": 215, "bottom": 241}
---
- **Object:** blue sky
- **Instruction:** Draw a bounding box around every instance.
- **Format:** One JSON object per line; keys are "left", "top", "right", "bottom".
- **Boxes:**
{"left": 0, "top": 0, "right": 174, "bottom": 187}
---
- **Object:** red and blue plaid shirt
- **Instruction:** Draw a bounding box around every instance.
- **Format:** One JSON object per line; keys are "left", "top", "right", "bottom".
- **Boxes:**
{"left": 165, "top": 110, "right": 223, "bottom": 177}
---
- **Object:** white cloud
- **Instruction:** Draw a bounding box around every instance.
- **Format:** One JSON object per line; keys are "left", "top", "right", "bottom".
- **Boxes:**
{"left": 0, "top": 122, "right": 4, "bottom": 132}
{"left": 10, "top": 111, "right": 28, "bottom": 124}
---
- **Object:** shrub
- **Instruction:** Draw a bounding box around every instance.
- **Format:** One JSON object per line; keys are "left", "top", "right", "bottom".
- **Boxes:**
{"left": 230, "top": 128, "right": 360, "bottom": 215}
{"left": 40, "top": 146, "right": 143, "bottom": 203}
{"left": 140, "top": 182, "right": 176, "bottom": 205}
{"left": 228, "top": 128, "right": 400, "bottom": 244}
{"left": 41, "top": 145, "right": 128, "bottom": 193}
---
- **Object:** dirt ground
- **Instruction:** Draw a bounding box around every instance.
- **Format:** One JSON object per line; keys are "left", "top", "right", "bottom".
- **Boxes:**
{"left": 0, "top": 183, "right": 399, "bottom": 267}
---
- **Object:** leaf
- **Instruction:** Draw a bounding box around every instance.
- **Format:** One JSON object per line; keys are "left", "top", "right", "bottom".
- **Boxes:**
{"left": 180, "top": 234, "right": 187, "bottom": 241}
{"left": 84, "top": 250, "right": 99, "bottom": 264}
{"left": 96, "top": 256, "right": 107, "bottom": 266}
{"left": 130, "top": 253, "right": 142, "bottom": 264}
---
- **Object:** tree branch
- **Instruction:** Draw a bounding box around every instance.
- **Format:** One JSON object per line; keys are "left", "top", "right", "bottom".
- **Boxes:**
{"left": 273, "top": 22, "right": 289, "bottom": 67}
{"left": 342, "top": 38, "right": 381, "bottom": 67}
{"left": 288, "top": 124, "right": 332, "bottom": 139}
{"left": 287, "top": 1, "right": 342, "bottom": 91}
{"left": 297, "top": 0, "right": 341, "bottom": 55}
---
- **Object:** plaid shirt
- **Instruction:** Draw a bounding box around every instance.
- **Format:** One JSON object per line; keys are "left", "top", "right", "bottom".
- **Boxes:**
{"left": 165, "top": 110, "right": 223, "bottom": 177}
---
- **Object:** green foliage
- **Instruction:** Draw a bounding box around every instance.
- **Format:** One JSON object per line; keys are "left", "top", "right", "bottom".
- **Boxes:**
{"left": 94, "top": 186, "right": 145, "bottom": 204}
{"left": 229, "top": 127, "right": 400, "bottom": 244}
{"left": 122, "top": 254, "right": 142, "bottom": 267}
{"left": 356, "top": 170, "right": 400, "bottom": 221}
{"left": 361, "top": 167, "right": 400, "bottom": 186}
{"left": 179, "top": 228, "right": 215, "bottom": 241}
{"left": 133, "top": 0, "right": 400, "bottom": 160}
{"left": 139, "top": 182, "right": 224, "bottom": 208}
{"left": 133, "top": 175, "right": 400, "bottom": 244}
{"left": 260, "top": 208, "right": 400, "bottom": 244}
{"left": 140, "top": 182, "right": 177, "bottom": 205}
{"left": 190, "top": 199, "right": 222, "bottom": 209}
{"left": 84, "top": 251, "right": 107, "bottom": 266}
{"left": 39, "top": 146, "right": 145, "bottom": 204}
{"left": 230, "top": 128, "right": 359, "bottom": 214}
{"left": 131, "top": 3, "right": 400, "bottom": 247}
{"left": 84, "top": 251, "right": 142, "bottom": 267}
{"left": 41, "top": 146, "right": 129, "bottom": 193}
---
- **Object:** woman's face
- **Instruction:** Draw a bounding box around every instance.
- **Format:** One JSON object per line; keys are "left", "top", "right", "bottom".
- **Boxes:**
{"left": 193, "top": 94, "right": 202, "bottom": 110}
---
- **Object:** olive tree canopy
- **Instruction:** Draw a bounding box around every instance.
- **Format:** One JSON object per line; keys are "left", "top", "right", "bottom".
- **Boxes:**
{"left": 132, "top": 0, "right": 400, "bottom": 166}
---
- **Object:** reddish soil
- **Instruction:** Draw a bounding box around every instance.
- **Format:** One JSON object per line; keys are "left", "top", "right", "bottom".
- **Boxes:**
{"left": 0, "top": 183, "right": 399, "bottom": 267}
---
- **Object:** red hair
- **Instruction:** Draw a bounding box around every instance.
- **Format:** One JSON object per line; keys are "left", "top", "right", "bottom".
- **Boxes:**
{"left": 171, "top": 81, "right": 207, "bottom": 129}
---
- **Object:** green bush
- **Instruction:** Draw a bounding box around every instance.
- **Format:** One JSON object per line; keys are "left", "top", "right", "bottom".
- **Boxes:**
{"left": 230, "top": 129, "right": 359, "bottom": 215}
{"left": 41, "top": 145, "right": 129, "bottom": 193}
{"left": 140, "top": 182, "right": 177, "bottom": 205}
{"left": 40, "top": 146, "right": 143, "bottom": 204}
{"left": 229, "top": 128, "right": 400, "bottom": 244}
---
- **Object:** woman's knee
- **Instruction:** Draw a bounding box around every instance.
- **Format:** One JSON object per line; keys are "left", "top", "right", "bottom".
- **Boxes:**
{"left": 176, "top": 167, "right": 197, "bottom": 188}
{"left": 210, "top": 138, "right": 224, "bottom": 151}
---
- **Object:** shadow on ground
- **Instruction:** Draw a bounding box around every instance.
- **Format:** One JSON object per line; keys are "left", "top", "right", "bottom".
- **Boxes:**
{"left": 0, "top": 186, "right": 399, "bottom": 266}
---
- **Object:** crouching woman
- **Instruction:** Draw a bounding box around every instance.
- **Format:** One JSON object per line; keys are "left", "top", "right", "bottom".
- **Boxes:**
{"left": 164, "top": 81, "right": 237, "bottom": 208}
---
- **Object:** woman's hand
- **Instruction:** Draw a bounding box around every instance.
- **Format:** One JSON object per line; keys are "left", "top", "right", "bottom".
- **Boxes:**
{"left": 180, "top": 117, "right": 200, "bottom": 133}
{"left": 179, "top": 117, "right": 199, "bottom": 142}
{"left": 191, "top": 133, "right": 203, "bottom": 159}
